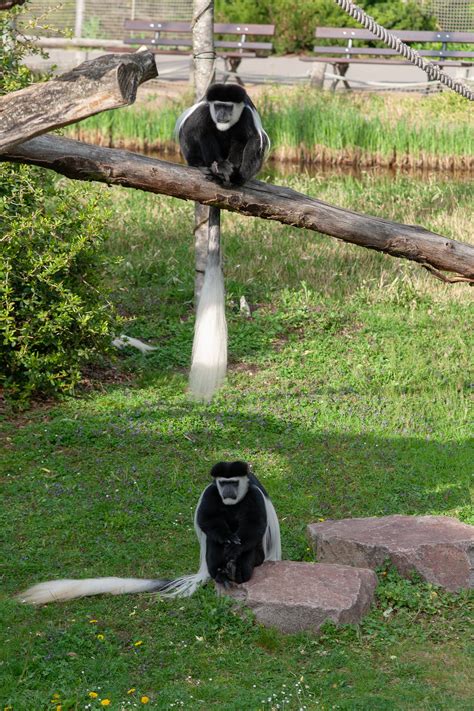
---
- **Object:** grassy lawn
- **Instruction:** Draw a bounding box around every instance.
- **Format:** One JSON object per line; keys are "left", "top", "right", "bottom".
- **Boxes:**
{"left": 1, "top": 169, "right": 473, "bottom": 710}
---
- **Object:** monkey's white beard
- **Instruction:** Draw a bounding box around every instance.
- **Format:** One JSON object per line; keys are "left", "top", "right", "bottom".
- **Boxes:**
{"left": 189, "top": 260, "right": 227, "bottom": 402}
{"left": 216, "top": 477, "right": 250, "bottom": 505}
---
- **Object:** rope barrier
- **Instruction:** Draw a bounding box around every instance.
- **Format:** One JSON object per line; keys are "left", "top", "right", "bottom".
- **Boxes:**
{"left": 333, "top": 0, "right": 474, "bottom": 100}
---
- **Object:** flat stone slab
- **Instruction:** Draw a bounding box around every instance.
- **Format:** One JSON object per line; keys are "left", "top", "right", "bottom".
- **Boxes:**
{"left": 307, "top": 515, "right": 474, "bottom": 591}
{"left": 222, "top": 560, "right": 377, "bottom": 634}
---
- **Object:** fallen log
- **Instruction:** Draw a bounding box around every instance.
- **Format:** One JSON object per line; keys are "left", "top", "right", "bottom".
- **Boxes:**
{"left": 0, "top": 0, "right": 26, "bottom": 9}
{"left": 3, "top": 134, "right": 473, "bottom": 283}
{"left": 0, "top": 50, "right": 157, "bottom": 152}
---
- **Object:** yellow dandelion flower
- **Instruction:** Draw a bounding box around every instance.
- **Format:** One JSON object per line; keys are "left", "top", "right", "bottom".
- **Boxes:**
{"left": 56, "top": 706, "right": 62, "bottom": 711}
{"left": 127, "top": 688, "right": 136, "bottom": 694}
{"left": 134, "top": 640, "right": 143, "bottom": 646}
{"left": 100, "top": 700, "right": 111, "bottom": 707}
{"left": 89, "top": 619, "right": 98, "bottom": 623}
{"left": 89, "top": 691, "right": 99, "bottom": 698}
{"left": 140, "top": 696, "right": 150, "bottom": 704}
{"left": 96, "top": 634, "right": 105, "bottom": 640}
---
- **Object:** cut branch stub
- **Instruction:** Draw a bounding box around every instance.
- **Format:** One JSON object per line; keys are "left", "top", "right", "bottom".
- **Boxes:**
{"left": 3, "top": 135, "right": 474, "bottom": 283}
{"left": 0, "top": 50, "right": 158, "bottom": 152}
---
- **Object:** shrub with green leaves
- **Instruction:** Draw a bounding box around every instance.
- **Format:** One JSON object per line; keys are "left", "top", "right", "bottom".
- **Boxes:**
{"left": 0, "top": 5, "right": 116, "bottom": 403}
{"left": 215, "top": 0, "right": 437, "bottom": 54}
{"left": 0, "top": 164, "right": 115, "bottom": 402}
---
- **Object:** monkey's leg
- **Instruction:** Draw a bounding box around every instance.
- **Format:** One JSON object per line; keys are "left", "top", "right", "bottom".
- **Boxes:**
{"left": 232, "top": 548, "right": 259, "bottom": 584}
{"left": 206, "top": 538, "right": 232, "bottom": 586}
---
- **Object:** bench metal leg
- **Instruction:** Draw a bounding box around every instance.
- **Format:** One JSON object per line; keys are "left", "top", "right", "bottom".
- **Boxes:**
{"left": 224, "top": 56, "right": 244, "bottom": 86}
{"left": 330, "top": 63, "right": 351, "bottom": 92}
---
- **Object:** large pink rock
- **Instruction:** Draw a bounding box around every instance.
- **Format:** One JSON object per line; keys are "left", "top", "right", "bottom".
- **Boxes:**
{"left": 223, "top": 560, "right": 377, "bottom": 634}
{"left": 307, "top": 515, "right": 474, "bottom": 591}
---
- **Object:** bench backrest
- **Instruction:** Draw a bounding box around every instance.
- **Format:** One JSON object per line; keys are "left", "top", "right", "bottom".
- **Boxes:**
{"left": 124, "top": 20, "right": 274, "bottom": 54}
{"left": 313, "top": 27, "right": 474, "bottom": 59}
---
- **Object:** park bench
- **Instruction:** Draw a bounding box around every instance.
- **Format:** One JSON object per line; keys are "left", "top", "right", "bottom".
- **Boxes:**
{"left": 303, "top": 27, "right": 474, "bottom": 91}
{"left": 123, "top": 20, "right": 274, "bottom": 85}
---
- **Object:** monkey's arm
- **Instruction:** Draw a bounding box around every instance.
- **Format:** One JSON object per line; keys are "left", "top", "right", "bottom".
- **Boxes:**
{"left": 234, "top": 488, "right": 267, "bottom": 552}
{"left": 197, "top": 487, "right": 238, "bottom": 544}
{"left": 228, "top": 134, "right": 265, "bottom": 185}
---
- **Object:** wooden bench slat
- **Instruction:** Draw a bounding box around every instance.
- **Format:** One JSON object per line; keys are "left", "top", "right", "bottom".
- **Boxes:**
{"left": 312, "top": 46, "right": 474, "bottom": 58}
{"left": 214, "top": 23, "right": 275, "bottom": 35}
{"left": 125, "top": 20, "right": 190, "bottom": 31}
{"left": 315, "top": 27, "right": 474, "bottom": 43}
{"left": 304, "top": 57, "right": 472, "bottom": 67}
{"left": 124, "top": 20, "right": 274, "bottom": 36}
{"left": 214, "top": 40, "right": 273, "bottom": 50}
{"left": 124, "top": 37, "right": 193, "bottom": 47}
{"left": 124, "top": 37, "right": 272, "bottom": 51}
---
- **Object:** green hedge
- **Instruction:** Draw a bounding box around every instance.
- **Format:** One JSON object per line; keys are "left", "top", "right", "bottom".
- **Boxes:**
{"left": 0, "top": 5, "right": 116, "bottom": 403}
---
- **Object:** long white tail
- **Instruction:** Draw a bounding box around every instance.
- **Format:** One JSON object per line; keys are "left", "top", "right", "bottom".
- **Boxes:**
{"left": 189, "top": 207, "right": 227, "bottom": 402}
{"left": 17, "top": 577, "right": 167, "bottom": 605}
{"left": 17, "top": 569, "right": 211, "bottom": 605}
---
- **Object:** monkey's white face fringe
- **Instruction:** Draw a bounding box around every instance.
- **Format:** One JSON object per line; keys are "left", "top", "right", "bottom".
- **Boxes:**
{"left": 189, "top": 261, "right": 227, "bottom": 402}
{"left": 216, "top": 477, "right": 250, "bottom": 505}
{"left": 209, "top": 101, "right": 244, "bottom": 131}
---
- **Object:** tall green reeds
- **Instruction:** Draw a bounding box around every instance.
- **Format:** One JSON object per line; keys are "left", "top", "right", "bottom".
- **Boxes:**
{"left": 66, "top": 88, "right": 474, "bottom": 169}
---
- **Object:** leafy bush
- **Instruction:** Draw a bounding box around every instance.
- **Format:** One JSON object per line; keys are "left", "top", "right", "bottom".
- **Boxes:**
{"left": 215, "top": 0, "right": 437, "bottom": 54}
{"left": 0, "top": 165, "right": 115, "bottom": 402}
{"left": 0, "top": 5, "right": 115, "bottom": 403}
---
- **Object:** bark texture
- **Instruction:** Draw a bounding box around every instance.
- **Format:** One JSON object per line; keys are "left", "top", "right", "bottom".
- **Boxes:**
{"left": 0, "top": 50, "right": 157, "bottom": 152}
{"left": 3, "top": 135, "right": 473, "bottom": 282}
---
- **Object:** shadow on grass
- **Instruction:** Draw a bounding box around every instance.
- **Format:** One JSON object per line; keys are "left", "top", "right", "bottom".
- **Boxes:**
{"left": 3, "top": 392, "right": 471, "bottom": 592}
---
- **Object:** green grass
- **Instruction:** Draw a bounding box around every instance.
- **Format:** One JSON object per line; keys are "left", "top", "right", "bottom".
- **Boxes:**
{"left": 1, "top": 170, "right": 473, "bottom": 710}
{"left": 66, "top": 88, "right": 474, "bottom": 166}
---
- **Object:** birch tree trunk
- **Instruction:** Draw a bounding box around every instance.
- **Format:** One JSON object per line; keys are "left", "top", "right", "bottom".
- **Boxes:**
{"left": 192, "top": 0, "right": 215, "bottom": 304}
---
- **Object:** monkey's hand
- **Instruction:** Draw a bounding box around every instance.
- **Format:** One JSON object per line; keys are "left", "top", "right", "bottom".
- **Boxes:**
{"left": 214, "top": 568, "right": 232, "bottom": 588}
{"left": 223, "top": 534, "right": 241, "bottom": 561}
{"left": 198, "top": 166, "right": 218, "bottom": 182}
{"left": 208, "top": 160, "right": 234, "bottom": 186}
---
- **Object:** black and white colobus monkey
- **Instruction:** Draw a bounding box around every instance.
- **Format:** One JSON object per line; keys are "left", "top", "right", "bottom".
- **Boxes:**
{"left": 176, "top": 82, "right": 270, "bottom": 187}
{"left": 175, "top": 84, "right": 270, "bottom": 402}
{"left": 18, "top": 461, "right": 281, "bottom": 604}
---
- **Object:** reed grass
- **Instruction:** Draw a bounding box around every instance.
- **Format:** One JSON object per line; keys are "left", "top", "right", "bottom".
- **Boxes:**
{"left": 66, "top": 87, "right": 474, "bottom": 170}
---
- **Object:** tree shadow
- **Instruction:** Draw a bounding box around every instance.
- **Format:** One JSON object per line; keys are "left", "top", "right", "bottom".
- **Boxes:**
{"left": 3, "top": 393, "right": 471, "bottom": 588}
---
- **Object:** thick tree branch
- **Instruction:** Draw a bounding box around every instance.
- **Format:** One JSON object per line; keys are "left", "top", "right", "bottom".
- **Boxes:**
{"left": 0, "top": 50, "right": 157, "bottom": 152}
{"left": 3, "top": 135, "right": 473, "bottom": 282}
{"left": 0, "top": 0, "right": 26, "bottom": 9}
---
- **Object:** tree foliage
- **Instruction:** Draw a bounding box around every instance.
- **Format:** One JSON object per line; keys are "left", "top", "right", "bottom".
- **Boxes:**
{"left": 215, "top": 0, "right": 438, "bottom": 54}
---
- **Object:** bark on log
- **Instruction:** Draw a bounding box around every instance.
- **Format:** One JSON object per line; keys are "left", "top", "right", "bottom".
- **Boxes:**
{"left": 0, "top": 50, "right": 157, "bottom": 152}
{"left": 3, "top": 135, "right": 473, "bottom": 283}
{"left": 0, "top": 0, "right": 26, "bottom": 9}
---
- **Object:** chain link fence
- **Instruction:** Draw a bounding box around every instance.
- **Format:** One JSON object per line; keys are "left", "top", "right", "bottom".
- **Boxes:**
{"left": 23, "top": 0, "right": 193, "bottom": 39}
{"left": 425, "top": 0, "right": 474, "bottom": 31}
{"left": 23, "top": 1, "right": 474, "bottom": 40}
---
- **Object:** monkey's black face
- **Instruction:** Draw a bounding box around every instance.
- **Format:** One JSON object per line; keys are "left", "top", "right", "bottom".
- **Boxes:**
{"left": 209, "top": 101, "right": 244, "bottom": 131}
{"left": 216, "top": 477, "right": 249, "bottom": 505}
